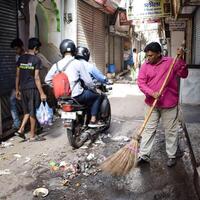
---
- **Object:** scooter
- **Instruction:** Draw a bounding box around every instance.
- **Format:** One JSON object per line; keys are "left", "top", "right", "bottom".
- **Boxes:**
{"left": 58, "top": 83, "right": 112, "bottom": 149}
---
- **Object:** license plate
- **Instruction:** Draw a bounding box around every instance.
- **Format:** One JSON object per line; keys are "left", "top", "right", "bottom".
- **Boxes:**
{"left": 61, "top": 112, "right": 76, "bottom": 119}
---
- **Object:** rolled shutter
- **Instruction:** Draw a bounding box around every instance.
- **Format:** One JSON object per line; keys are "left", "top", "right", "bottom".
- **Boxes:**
{"left": 77, "top": 0, "right": 105, "bottom": 73}
{"left": 0, "top": 0, "right": 17, "bottom": 95}
{"left": 114, "top": 36, "right": 122, "bottom": 73}
{"left": 193, "top": 8, "right": 200, "bottom": 65}
{"left": 77, "top": 0, "right": 93, "bottom": 57}
{"left": 93, "top": 9, "right": 105, "bottom": 72}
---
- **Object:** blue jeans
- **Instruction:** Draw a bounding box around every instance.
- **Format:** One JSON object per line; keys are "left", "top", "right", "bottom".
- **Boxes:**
{"left": 10, "top": 89, "right": 20, "bottom": 128}
{"left": 75, "top": 89, "right": 102, "bottom": 116}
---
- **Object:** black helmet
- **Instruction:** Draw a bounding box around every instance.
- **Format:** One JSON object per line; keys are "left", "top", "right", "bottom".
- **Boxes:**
{"left": 60, "top": 39, "right": 76, "bottom": 56}
{"left": 76, "top": 46, "right": 90, "bottom": 61}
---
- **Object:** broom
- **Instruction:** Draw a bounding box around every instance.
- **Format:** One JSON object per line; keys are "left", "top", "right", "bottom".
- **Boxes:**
{"left": 100, "top": 54, "right": 180, "bottom": 176}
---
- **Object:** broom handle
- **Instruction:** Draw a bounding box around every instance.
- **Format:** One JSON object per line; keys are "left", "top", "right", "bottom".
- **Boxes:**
{"left": 136, "top": 54, "right": 179, "bottom": 138}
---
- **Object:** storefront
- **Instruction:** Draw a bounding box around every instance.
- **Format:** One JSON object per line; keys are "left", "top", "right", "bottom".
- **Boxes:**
{"left": 193, "top": 7, "right": 200, "bottom": 65}
{"left": 0, "top": 0, "right": 17, "bottom": 95}
{"left": 0, "top": 0, "right": 17, "bottom": 135}
{"left": 109, "top": 34, "right": 123, "bottom": 73}
{"left": 77, "top": 0, "right": 106, "bottom": 73}
{"left": 174, "top": 5, "right": 200, "bottom": 105}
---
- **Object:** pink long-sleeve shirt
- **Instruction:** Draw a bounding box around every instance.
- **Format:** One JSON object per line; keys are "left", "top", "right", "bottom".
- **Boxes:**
{"left": 138, "top": 56, "right": 188, "bottom": 108}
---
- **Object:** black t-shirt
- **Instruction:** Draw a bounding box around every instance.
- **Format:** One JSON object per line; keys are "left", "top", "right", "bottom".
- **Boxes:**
{"left": 17, "top": 54, "right": 42, "bottom": 90}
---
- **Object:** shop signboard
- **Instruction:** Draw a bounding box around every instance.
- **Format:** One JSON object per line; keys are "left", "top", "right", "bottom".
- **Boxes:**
{"left": 126, "top": 0, "right": 171, "bottom": 20}
{"left": 167, "top": 19, "right": 186, "bottom": 31}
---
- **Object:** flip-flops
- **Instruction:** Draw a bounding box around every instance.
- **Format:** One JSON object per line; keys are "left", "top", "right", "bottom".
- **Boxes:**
{"left": 15, "top": 131, "right": 26, "bottom": 140}
{"left": 28, "top": 136, "right": 46, "bottom": 142}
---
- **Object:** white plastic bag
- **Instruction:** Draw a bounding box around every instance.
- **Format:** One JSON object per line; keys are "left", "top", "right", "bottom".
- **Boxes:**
{"left": 36, "top": 102, "right": 53, "bottom": 125}
{"left": 36, "top": 102, "right": 46, "bottom": 125}
{"left": 45, "top": 102, "right": 53, "bottom": 125}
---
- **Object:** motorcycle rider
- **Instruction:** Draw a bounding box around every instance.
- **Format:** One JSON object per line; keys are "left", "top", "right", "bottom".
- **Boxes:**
{"left": 75, "top": 46, "right": 108, "bottom": 84}
{"left": 45, "top": 39, "right": 103, "bottom": 127}
{"left": 75, "top": 46, "right": 111, "bottom": 120}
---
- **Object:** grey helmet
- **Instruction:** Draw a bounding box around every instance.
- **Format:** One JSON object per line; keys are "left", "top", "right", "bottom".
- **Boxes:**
{"left": 59, "top": 39, "right": 76, "bottom": 57}
{"left": 75, "top": 46, "right": 90, "bottom": 61}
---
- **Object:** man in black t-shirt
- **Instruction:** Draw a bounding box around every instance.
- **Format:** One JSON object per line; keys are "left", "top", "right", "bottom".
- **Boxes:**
{"left": 15, "top": 38, "right": 46, "bottom": 141}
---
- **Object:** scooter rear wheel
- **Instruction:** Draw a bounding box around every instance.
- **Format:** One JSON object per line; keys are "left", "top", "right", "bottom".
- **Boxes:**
{"left": 101, "top": 102, "right": 111, "bottom": 132}
{"left": 66, "top": 121, "right": 88, "bottom": 149}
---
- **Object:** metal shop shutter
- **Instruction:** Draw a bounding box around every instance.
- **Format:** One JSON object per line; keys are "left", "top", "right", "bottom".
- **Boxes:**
{"left": 0, "top": 0, "right": 17, "bottom": 95}
{"left": 93, "top": 9, "right": 105, "bottom": 73}
{"left": 193, "top": 7, "right": 200, "bottom": 65}
{"left": 114, "top": 35, "right": 122, "bottom": 73}
{"left": 77, "top": 0, "right": 93, "bottom": 58}
{"left": 77, "top": 0, "right": 106, "bottom": 73}
{"left": 109, "top": 35, "right": 114, "bottom": 65}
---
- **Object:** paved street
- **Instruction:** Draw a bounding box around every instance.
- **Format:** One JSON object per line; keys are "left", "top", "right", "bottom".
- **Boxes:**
{"left": 0, "top": 80, "right": 198, "bottom": 200}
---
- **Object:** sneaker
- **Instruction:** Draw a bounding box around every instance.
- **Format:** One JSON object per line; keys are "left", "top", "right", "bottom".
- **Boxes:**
{"left": 136, "top": 157, "right": 150, "bottom": 166}
{"left": 88, "top": 121, "right": 104, "bottom": 128}
{"left": 167, "top": 158, "right": 176, "bottom": 167}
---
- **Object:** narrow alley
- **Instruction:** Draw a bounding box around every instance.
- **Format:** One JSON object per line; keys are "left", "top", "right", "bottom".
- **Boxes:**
{"left": 1, "top": 0, "right": 200, "bottom": 200}
{"left": 0, "top": 80, "right": 198, "bottom": 200}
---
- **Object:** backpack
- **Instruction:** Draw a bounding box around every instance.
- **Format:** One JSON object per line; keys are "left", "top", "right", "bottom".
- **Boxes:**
{"left": 52, "top": 59, "right": 74, "bottom": 98}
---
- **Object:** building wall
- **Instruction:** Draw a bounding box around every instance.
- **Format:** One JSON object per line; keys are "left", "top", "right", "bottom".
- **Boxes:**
{"left": 64, "top": 0, "right": 78, "bottom": 45}
{"left": 180, "top": 69, "right": 200, "bottom": 105}
{"left": 29, "top": 0, "right": 62, "bottom": 48}
{"left": 180, "top": 8, "right": 200, "bottom": 105}
{"left": 170, "top": 31, "right": 184, "bottom": 57}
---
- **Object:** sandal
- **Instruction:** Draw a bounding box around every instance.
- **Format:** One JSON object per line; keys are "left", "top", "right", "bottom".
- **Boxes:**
{"left": 15, "top": 131, "right": 26, "bottom": 140}
{"left": 28, "top": 136, "right": 46, "bottom": 142}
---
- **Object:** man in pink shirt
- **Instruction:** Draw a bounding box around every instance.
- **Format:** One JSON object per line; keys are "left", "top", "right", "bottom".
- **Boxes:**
{"left": 137, "top": 42, "right": 188, "bottom": 167}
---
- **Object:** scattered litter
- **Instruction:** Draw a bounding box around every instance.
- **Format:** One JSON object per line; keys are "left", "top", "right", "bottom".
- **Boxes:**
{"left": 75, "top": 182, "right": 81, "bottom": 187}
{"left": 33, "top": 188, "right": 49, "bottom": 197}
{"left": 13, "top": 154, "right": 22, "bottom": 159}
{"left": 49, "top": 161, "right": 59, "bottom": 171}
{"left": 0, "top": 152, "right": 6, "bottom": 161}
{"left": 59, "top": 161, "right": 67, "bottom": 168}
{"left": 111, "top": 136, "right": 130, "bottom": 142}
{"left": 86, "top": 153, "right": 95, "bottom": 161}
{"left": 0, "top": 169, "right": 11, "bottom": 175}
{"left": 49, "top": 161, "right": 78, "bottom": 174}
{"left": 95, "top": 139, "right": 105, "bottom": 146}
{"left": 49, "top": 154, "right": 102, "bottom": 182}
{"left": 1, "top": 142, "right": 14, "bottom": 148}
{"left": 101, "top": 134, "right": 111, "bottom": 139}
{"left": 83, "top": 172, "right": 89, "bottom": 176}
{"left": 80, "top": 145, "right": 88, "bottom": 149}
{"left": 24, "top": 157, "right": 31, "bottom": 164}
{"left": 63, "top": 179, "right": 70, "bottom": 186}
{"left": 96, "top": 155, "right": 106, "bottom": 164}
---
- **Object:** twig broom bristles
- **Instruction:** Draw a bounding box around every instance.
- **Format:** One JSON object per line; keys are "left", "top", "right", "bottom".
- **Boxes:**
{"left": 100, "top": 55, "right": 179, "bottom": 176}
